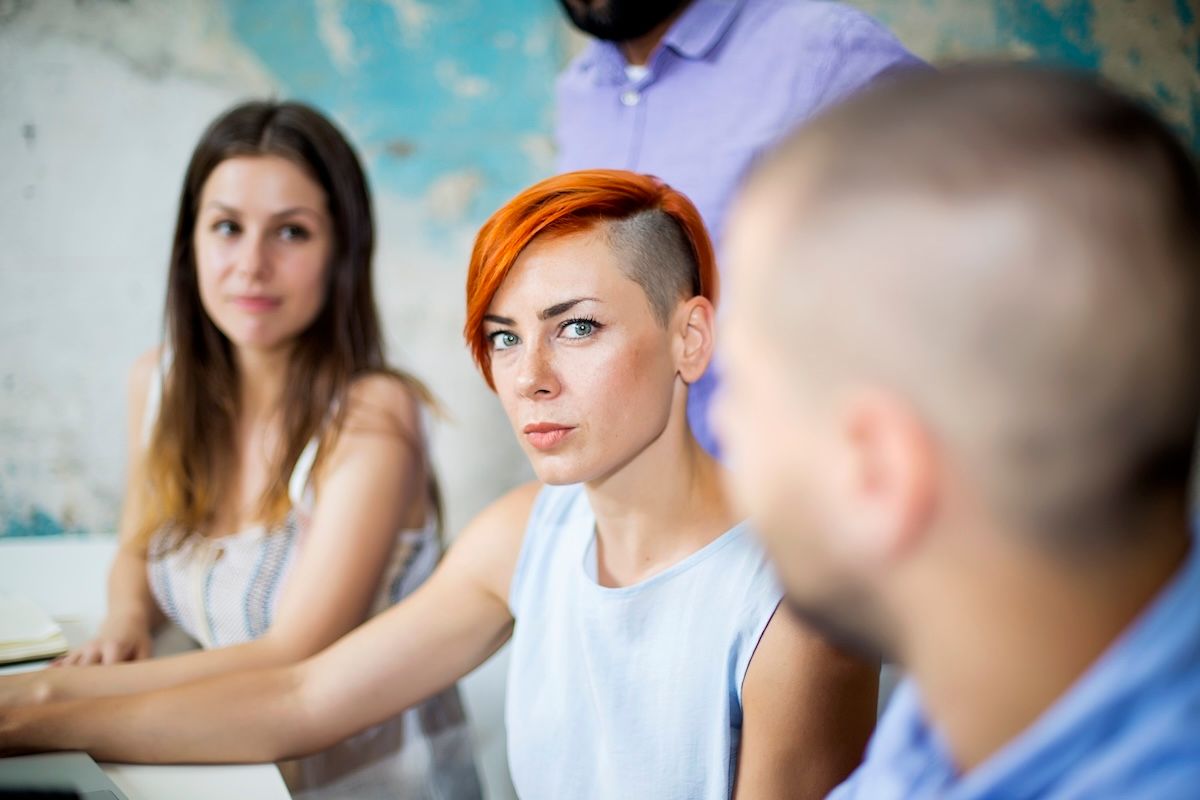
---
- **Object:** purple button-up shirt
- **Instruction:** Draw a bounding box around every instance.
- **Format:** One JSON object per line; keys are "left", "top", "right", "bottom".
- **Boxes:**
{"left": 556, "top": 0, "right": 922, "bottom": 454}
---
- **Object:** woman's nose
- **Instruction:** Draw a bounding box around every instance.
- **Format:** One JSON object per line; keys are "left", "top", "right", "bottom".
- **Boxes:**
{"left": 234, "top": 232, "right": 271, "bottom": 281}
{"left": 516, "top": 343, "right": 561, "bottom": 400}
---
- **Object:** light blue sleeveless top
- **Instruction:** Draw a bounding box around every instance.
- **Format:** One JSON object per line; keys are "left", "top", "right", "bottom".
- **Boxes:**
{"left": 506, "top": 483, "right": 784, "bottom": 799}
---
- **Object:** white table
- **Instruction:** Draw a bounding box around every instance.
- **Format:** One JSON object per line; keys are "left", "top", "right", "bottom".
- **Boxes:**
{"left": 0, "top": 538, "right": 292, "bottom": 800}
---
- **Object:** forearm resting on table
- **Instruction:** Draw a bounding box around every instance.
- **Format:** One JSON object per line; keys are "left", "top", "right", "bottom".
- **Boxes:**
{"left": 34, "top": 635, "right": 310, "bottom": 704}
{"left": 1, "top": 665, "right": 317, "bottom": 764}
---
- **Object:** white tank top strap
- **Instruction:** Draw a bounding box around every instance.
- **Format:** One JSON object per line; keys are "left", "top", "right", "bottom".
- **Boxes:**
{"left": 288, "top": 437, "right": 320, "bottom": 508}
{"left": 287, "top": 393, "right": 344, "bottom": 510}
{"left": 288, "top": 385, "right": 435, "bottom": 511}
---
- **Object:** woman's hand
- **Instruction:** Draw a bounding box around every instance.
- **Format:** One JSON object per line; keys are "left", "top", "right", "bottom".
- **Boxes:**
{"left": 54, "top": 615, "right": 152, "bottom": 667}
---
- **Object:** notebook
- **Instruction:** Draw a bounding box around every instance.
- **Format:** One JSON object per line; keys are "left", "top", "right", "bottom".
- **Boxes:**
{"left": 0, "top": 595, "right": 69, "bottom": 665}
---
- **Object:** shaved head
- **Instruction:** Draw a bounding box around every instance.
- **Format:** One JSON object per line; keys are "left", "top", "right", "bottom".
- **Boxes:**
{"left": 605, "top": 208, "right": 702, "bottom": 326}
{"left": 724, "top": 64, "right": 1200, "bottom": 559}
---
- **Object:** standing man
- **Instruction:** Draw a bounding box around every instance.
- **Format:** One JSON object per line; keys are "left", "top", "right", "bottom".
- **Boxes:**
{"left": 718, "top": 65, "right": 1200, "bottom": 797}
{"left": 555, "top": 0, "right": 922, "bottom": 454}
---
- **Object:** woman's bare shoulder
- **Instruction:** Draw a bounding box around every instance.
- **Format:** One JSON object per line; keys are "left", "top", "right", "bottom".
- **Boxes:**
{"left": 128, "top": 346, "right": 161, "bottom": 396}
{"left": 340, "top": 371, "right": 427, "bottom": 441}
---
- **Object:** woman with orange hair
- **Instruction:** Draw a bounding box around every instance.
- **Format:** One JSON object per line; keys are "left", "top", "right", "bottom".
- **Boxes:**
{"left": 2, "top": 170, "right": 877, "bottom": 799}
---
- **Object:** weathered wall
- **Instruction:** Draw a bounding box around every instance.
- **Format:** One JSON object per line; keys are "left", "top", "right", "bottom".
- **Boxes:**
{"left": 856, "top": 0, "right": 1199, "bottom": 147}
{"left": 0, "top": 0, "right": 563, "bottom": 541}
{"left": 3, "top": 0, "right": 1195, "bottom": 542}
{"left": 1, "top": 4, "right": 565, "bottom": 797}
{"left": 1, "top": 1, "right": 1195, "bottom": 797}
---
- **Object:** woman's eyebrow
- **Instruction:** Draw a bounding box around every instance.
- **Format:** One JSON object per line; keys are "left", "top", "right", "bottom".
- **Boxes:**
{"left": 484, "top": 314, "right": 515, "bottom": 326}
{"left": 538, "top": 297, "right": 598, "bottom": 321}
{"left": 484, "top": 297, "right": 599, "bottom": 327}
{"left": 269, "top": 206, "right": 324, "bottom": 221}
{"left": 200, "top": 202, "right": 323, "bottom": 221}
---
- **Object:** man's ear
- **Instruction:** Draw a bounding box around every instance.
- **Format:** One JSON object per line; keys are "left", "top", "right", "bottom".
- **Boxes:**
{"left": 675, "top": 296, "right": 716, "bottom": 384}
{"left": 834, "top": 389, "right": 938, "bottom": 565}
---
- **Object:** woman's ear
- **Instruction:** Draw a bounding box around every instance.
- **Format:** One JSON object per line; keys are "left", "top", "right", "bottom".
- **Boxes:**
{"left": 675, "top": 296, "right": 716, "bottom": 384}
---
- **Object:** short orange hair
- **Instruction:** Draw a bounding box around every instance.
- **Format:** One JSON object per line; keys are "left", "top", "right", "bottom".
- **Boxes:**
{"left": 465, "top": 169, "right": 717, "bottom": 389}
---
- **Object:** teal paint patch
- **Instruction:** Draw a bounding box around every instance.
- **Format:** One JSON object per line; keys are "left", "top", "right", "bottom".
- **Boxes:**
{"left": 222, "top": 0, "right": 563, "bottom": 226}
{"left": 996, "top": 0, "right": 1101, "bottom": 69}
{"left": 1155, "top": 81, "right": 1180, "bottom": 105}
{"left": 1, "top": 507, "right": 80, "bottom": 538}
{"left": 1176, "top": 0, "right": 1196, "bottom": 27}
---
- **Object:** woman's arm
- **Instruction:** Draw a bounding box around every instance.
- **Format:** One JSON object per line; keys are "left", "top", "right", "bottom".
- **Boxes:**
{"left": 0, "top": 483, "right": 539, "bottom": 762}
{"left": 10, "top": 375, "right": 445, "bottom": 704}
{"left": 56, "top": 349, "right": 164, "bottom": 668}
{"left": 733, "top": 606, "right": 879, "bottom": 800}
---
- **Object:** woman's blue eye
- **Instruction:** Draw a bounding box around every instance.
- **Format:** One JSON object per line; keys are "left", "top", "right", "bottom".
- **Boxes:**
{"left": 490, "top": 331, "right": 519, "bottom": 350}
{"left": 561, "top": 319, "right": 598, "bottom": 339}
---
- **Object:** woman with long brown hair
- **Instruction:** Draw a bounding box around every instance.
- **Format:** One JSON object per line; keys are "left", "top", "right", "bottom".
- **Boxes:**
{"left": 0, "top": 101, "right": 481, "bottom": 799}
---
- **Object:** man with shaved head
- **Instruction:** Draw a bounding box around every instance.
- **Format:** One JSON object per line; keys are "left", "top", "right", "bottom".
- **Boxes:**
{"left": 716, "top": 64, "right": 1200, "bottom": 797}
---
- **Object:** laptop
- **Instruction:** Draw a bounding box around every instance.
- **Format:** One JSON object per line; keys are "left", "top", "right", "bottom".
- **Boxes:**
{"left": 0, "top": 753, "right": 127, "bottom": 800}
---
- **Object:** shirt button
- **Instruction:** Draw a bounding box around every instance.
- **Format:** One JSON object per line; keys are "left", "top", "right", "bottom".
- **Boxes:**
{"left": 620, "top": 90, "right": 641, "bottom": 107}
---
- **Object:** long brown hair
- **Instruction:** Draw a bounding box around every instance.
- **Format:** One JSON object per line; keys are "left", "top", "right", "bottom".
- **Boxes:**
{"left": 139, "top": 100, "right": 439, "bottom": 547}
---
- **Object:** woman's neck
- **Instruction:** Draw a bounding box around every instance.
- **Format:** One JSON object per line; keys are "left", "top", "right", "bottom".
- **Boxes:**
{"left": 233, "top": 344, "right": 292, "bottom": 420}
{"left": 585, "top": 391, "right": 737, "bottom": 587}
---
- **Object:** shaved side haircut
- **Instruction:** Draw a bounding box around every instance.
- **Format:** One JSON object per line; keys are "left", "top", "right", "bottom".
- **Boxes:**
{"left": 606, "top": 208, "right": 703, "bottom": 326}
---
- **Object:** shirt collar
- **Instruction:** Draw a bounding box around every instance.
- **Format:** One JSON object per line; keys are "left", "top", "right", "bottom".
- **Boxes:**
{"left": 662, "top": 0, "right": 746, "bottom": 60}
{"left": 579, "top": 0, "right": 747, "bottom": 84}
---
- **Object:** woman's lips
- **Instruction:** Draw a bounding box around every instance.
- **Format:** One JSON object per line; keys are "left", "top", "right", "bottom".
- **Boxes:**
{"left": 232, "top": 295, "right": 281, "bottom": 312}
{"left": 523, "top": 423, "right": 576, "bottom": 451}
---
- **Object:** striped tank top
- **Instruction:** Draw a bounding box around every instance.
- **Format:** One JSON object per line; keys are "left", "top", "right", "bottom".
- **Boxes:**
{"left": 141, "top": 361, "right": 482, "bottom": 799}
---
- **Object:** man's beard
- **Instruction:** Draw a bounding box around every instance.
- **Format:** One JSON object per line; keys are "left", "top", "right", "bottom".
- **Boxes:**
{"left": 557, "top": 0, "right": 692, "bottom": 42}
{"left": 783, "top": 592, "right": 897, "bottom": 665}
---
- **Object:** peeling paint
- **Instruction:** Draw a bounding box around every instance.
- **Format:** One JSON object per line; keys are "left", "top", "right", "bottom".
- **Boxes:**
{"left": 221, "top": 0, "right": 565, "bottom": 220}
{"left": 3, "top": 0, "right": 1198, "bottom": 546}
{"left": 1178, "top": 0, "right": 1197, "bottom": 26}
{"left": 0, "top": 0, "right": 274, "bottom": 91}
{"left": 998, "top": 0, "right": 1101, "bottom": 69}
{"left": 855, "top": 0, "right": 1200, "bottom": 147}
{"left": 435, "top": 59, "right": 491, "bottom": 98}
{"left": 425, "top": 168, "right": 485, "bottom": 223}
{"left": 385, "top": 138, "right": 417, "bottom": 158}
{"left": 0, "top": 0, "right": 565, "bottom": 546}
{"left": 1092, "top": 1, "right": 1199, "bottom": 147}
{"left": 2, "top": 507, "right": 76, "bottom": 538}
{"left": 315, "top": 0, "right": 359, "bottom": 74}
{"left": 385, "top": 0, "right": 433, "bottom": 47}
